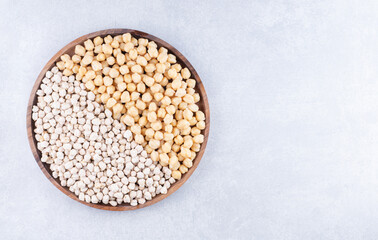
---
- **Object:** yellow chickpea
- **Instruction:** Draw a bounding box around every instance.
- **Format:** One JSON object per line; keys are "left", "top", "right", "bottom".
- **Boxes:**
{"left": 183, "top": 159, "right": 193, "bottom": 168}
{"left": 113, "top": 103, "right": 123, "bottom": 114}
{"left": 169, "top": 156, "right": 180, "bottom": 170}
{"left": 196, "top": 120, "right": 205, "bottom": 130}
{"left": 172, "top": 170, "right": 181, "bottom": 180}
{"left": 127, "top": 83, "right": 136, "bottom": 92}
{"left": 123, "top": 114, "right": 135, "bottom": 126}
{"left": 135, "top": 100, "right": 146, "bottom": 110}
{"left": 157, "top": 108, "right": 166, "bottom": 118}
{"left": 159, "top": 153, "right": 169, "bottom": 166}
{"left": 131, "top": 92, "right": 140, "bottom": 101}
{"left": 162, "top": 142, "right": 172, "bottom": 153}
{"left": 151, "top": 121, "right": 162, "bottom": 131}
{"left": 120, "top": 91, "right": 130, "bottom": 103}
{"left": 191, "top": 143, "right": 201, "bottom": 152}
{"left": 154, "top": 92, "right": 164, "bottom": 101}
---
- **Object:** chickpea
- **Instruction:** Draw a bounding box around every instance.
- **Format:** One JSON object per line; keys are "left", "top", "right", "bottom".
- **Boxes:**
{"left": 113, "top": 103, "right": 123, "bottom": 114}
{"left": 191, "top": 143, "right": 201, "bottom": 152}
{"left": 183, "top": 159, "right": 193, "bottom": 168}
{"left": 163, "top": 132, "right": 174, "bottom": 142}
{"left": 162, "top": 142, "right": 171, "bottom": 153}
{"left": 136, "top": 56, "right": 147, "bottom": 66}
{"left": 102, "top": 44, "right": 113, "bottom": 55}
{"left": 189, "top": 117, "right": 198, "bottom": 126}
{"left": 84, "top": 39, "right": 94, "bottom": 51}
{"left": 167, "top": 69, "right": 177, "bottom": 79}
{"left": 147, "top": 111, "right": 157, "bottom": 122}
{"left": 137, "top": 82, "right": 146, "bottom": 93}
{"left": 143, "top": 76, "right": 154, "bottom": 87}
{"left": 148, "top": 47, "right": 158, "bottom": 58}
{"left": 98, "top": 86, "right": 106, "bottom": 94}
{"left": 196, "top": 120, "right": 205, "bottom": 130}
{"left": 183, "top": 137, "right": 193, "bottom": 148}
{"left": 93, "top": 36, "right": 103, "bottom": 46}
{"left": 187, "top": 79, "right": 196, "bottom": 88}
{"left": 151, "top": 121, "right": 162, "bottom": 131}
{"left": 160, "top": 96, "right": 171, "bottom": 106}
{"left": 123, "top": 114, "right": 135, "bottom": 126}
{"left": 107, "top": 56, "right": 115, "bottom": 65}
{"left": 128, "top": 106, "right": 139, "bottom": 117}
{"left": 122, "top": 33, "right": 131, "bottom": 43}
{"left": 169, "top": 156, "right": 180, "bottom": 170}
{"left": 145, "top": 128, "right": 155, "bottom": 138}
{"left": 135, "top": 100, "right": 146, "bottom": 110}
{"left": 172, "top": 170, "right": 181, "bottom": 180}
{"left": 137, "top": 45, "right": 146, "bottom": 55}
{"left": 111, "top": 40, "right": 119, "bottom": 49}
{"left": 178, "top": 102, "right": 188, "bottom": 111}
{"left": 75, "top": 45, "right": 86, "bottom": 56}
{"left": 154, "top": 131, "right": 164, "bottom": 141}
{"left": 187, "top": 88, "right": 195, "bottom": 95}
{"left": 179, "top": 165, "right": 188, "bottom": 174}
{"left": 63, "top": 69, "right": 73, "bottom": 76}
{"left": 165, "top": 88, "right": 175, "bottom": 97}
{"left": 127, "top": 83, "right": 138, "bottom": 93}
{"left": 141, "top": 92, "right": 152, "bottom": 102}
{"left": 113, "top": 91, "right": 121, "bottom": 101}
{"left": 183, "top": 94, "right": 195, "bottom": 104}
{"left": 154, "top": 92, "right": 164, "bottom": 102}
{"left": 175, "top": 88, "right": 186, "bottom": 98}
{"left": 131, "top": 92, "right": 140, "bottom": 101}
{"left": 188, "top": 103, "right": 199, "bottom": 112}
{"left": 96, "top": 53, "right": 106, "bottom": 62}
{"left": 193, "top": 134, "right": 204, "bottom": 143}
{"left": 157, "top": 108, "right": 166, "bottom": 118}
{"left": 165, "top": 124, "right": 173, "bottom": 133}
{"left": 134, "top": 134, "right": 144, "bottom": 144}
{"left": 85, "top": 80, "right": 95, "bottom": 91}
{"left": 181, "top": 127, "right": 191, "bottom": 136}
{"left": 91, "top": 61, "right": 102, "bottom": 71}
{"left": 159, "top": 153, "right": 169, "bottom": 166}
{"left": 120, "top": 91, "right": 130, "bottom": 103}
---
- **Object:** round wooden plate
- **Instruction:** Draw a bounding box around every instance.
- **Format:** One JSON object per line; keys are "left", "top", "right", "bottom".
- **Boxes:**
{"left": 26, "top": 29, "right": 210, "bottom": 211}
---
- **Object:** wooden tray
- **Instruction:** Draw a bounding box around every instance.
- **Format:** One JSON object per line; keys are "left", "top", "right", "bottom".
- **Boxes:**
{"left": 26, "top": 29, "right": 210, "bottom": 211}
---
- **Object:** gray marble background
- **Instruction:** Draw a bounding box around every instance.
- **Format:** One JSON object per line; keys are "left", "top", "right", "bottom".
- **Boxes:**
{"left": 2, "top": 0, "right": 378, "bottom": 239}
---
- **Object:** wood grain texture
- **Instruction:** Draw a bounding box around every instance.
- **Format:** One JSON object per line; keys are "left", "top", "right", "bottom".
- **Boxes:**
{"left": 26, "top": 29, "right": 210, "bottom": 211}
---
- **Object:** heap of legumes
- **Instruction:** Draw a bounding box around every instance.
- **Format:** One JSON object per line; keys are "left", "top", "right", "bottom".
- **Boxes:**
{"left": 32, "top": 33, "right": 206, "bottom": 206}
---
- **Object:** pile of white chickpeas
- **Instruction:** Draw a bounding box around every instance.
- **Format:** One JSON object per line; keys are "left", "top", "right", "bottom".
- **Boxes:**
{"left": 32, "top": 33, "right": 206, "bottom": 206}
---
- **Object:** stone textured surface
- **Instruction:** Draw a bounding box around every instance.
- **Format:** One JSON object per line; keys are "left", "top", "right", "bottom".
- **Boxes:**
{"left": 2, "top": 0, "right": 378, "bottom": 239}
